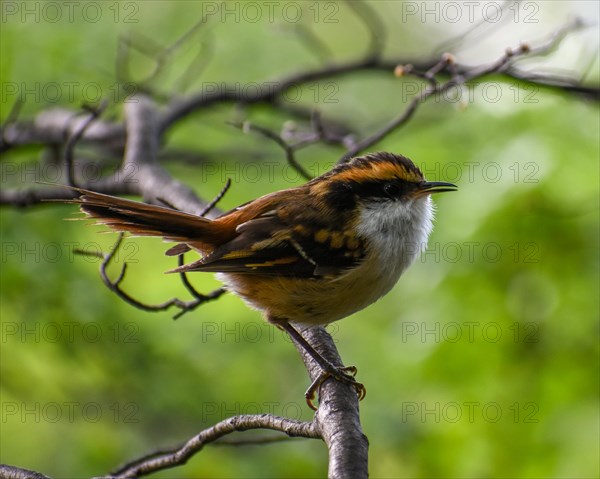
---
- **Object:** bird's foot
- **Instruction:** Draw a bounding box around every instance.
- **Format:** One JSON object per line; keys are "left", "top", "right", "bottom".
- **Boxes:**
{"left": 305, "top": 365, "right": 366, "bottom": 411}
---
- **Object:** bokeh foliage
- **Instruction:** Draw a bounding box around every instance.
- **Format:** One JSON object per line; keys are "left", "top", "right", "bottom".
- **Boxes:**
{"left": 1, "top": 2, "right": 598, "bottom": 478}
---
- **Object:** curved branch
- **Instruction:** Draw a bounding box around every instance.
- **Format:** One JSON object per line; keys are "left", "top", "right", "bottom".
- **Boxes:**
{"left": 72, "top": 233, "right": 225, "bottom": 319}
{"left": 109, "top": 414, "right": 320, "bottom": 478}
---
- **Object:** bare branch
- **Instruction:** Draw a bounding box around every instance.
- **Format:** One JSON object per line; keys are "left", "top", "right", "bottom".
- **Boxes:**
{"left": 73, "top": 234, "right": 225, "bottom": 319}
{"left": 340, "top": 21, "right": 589, "bottom": 163}
{"left": 0, "top": 98, "right": 24, "bottom": 153}
{"left": 290, "top": 326, "right": 369, "bottom": 479}
{"left": 345, "top": 0, "right": 386, "bottom": 60}
{"left": 0, "top": 465, "right": 53, "bottom": 479}
{"left": 232, "top": 121, "right": 312, "bottom": 180}
{"left": 176, "top": 252, "right": 226, "bottom": 309}
{"left": 293, "top": 23, "right": 335, "bottom": 63}
{"left": 109, "top": 414, "right": 320, "bottom": 478}
{"left": 1, "top": 107, "right": 125, "bottom": 150}
{"left": 100, "top": 95, "right": 213, "bottom": 216}
{"left": 213, "top": 435, "right": 308, "bottom": 446}
{"left": 116, "top": 14, "right": 209, "bottom": 98}
{"left": 2, "top": 22, "right": 595, "bottom": 196}
{"left": 172, "top": 34, "right": 215, "bottom": 94}
{"left": 504, "top": 67, "right": 599, "bottom": 99}
{"left": 431, "top": 0, "right": 516, "bottom": 56}
{"left": 64, "top": 100, "right": 108, "bottom": 186}
{"left": 199, "top": 178, "right": 231, "bottom": 217}
{"left": 0, "top": 186, "right": 79, "bottom": 207}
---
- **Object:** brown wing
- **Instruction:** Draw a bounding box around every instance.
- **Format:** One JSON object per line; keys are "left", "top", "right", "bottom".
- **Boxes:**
{"left": 172, "top": 198, "right": 366, "bottom": 278}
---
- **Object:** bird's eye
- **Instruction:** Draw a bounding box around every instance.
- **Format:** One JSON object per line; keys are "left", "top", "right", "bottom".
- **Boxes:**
{"left": 383, "top": 182, "right": 401, "bottom": 198}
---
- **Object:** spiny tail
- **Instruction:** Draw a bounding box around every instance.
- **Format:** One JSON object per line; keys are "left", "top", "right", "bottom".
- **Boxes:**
{"left": 62, "top": 187, "right": 221, "bottom": 253}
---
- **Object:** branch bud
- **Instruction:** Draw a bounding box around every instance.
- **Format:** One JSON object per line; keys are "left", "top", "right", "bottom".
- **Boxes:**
{"left": 394, "top": 64, "right": 413, "bottom": 78}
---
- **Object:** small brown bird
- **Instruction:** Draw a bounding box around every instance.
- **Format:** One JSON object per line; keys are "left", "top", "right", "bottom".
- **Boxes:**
{"left": 63, "top": 152, "right": 457, "bottom": 408}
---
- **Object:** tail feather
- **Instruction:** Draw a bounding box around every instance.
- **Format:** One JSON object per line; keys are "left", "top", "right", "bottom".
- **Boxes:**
{"left": 65, "top": 188, "right": 224, "bottom": 251}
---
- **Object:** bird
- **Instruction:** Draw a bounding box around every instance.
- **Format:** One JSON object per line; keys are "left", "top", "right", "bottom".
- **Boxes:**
{"left": 61, "top": 151, "right": 457, "bottom": 409}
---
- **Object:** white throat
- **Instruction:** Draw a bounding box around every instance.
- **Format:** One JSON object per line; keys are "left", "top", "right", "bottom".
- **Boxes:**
{"left": 357, "top": 196, "right": 434, "bottom": 277}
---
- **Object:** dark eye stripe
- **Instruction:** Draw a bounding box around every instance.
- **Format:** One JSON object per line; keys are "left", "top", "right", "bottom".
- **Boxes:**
{"left": 352, "top": 180, "right": 415, "bottom": 200}
{"left": 322, "top": 178, "right": 419, "bottom": 217}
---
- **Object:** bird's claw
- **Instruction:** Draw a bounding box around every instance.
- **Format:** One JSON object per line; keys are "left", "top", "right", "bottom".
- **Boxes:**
{"left": 305, "top": 366, "right": 366, "bottom": 410}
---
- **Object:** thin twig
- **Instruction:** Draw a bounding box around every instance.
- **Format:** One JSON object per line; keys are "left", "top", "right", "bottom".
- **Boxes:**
{"left": 73, "top": 234, "right": 225, "bottom": 318}
{"left": 430, "top": 0, "right": 515, "bottom": 56}
{"left": 63, "top": 100, "right": 108, "bottom": 186}
{"left": 116, "top": 14, "right": 209, "bottom": 97}
{"left": 172, "top": 178, "right": 231, "bottom": 307}
{"left": 232, "top": 121, "right": 312, "bottom": 180}
{"left": 339, "top": 21, "right": 587, "bottom": 163}
{"left": 173, "top": 34, "right": 215, "bottom": 93}
{"left": 0, "top": 98, "right": 23, "bottom": 153}
{"left": 200, "top": 178, "right": 231, "bottom": 217}
{"left": 345, "top": 0, "right": 386, "bottom": 60}
{"left": 293, "top": 23, "right": 334, "bottom": 62}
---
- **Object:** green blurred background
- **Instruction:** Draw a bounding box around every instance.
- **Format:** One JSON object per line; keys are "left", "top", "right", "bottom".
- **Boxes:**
{"left": 1, "top": 1, "right": 598, "bottom": 478}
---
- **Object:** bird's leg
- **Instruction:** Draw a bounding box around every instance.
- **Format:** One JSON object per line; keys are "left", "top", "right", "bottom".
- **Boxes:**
{"left": 277, "top": 321, "right": 366, "bottom": 410}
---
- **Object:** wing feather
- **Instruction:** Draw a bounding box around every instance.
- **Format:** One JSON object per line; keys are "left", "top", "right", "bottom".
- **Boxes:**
{"left": 171, "top": 209, "right": 366, "bottom": 277}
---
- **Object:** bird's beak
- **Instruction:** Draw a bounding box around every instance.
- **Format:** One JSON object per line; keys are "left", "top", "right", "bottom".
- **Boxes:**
{"left": 413, "top": 181, "right": 458, "bottom": 197}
